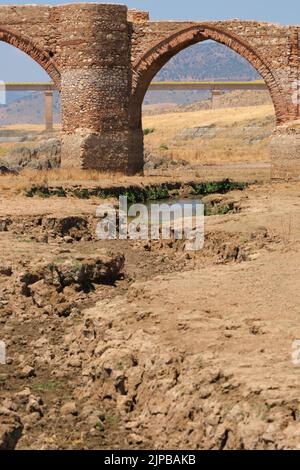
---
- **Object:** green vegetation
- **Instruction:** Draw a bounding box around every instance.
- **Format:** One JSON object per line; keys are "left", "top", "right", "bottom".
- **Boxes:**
{"left": 95, "top": 421, "right": 105, "bottom": 431}
{"left": 24, "top": 179, "right": 248, "bottom": 204}
{"left": 105, "top": 415, "right": 119, "bottom": 428}
{"left": 204, "top": 203, "right": 235, "bottom": 216}
{"left": 191, "top": 179, "right": 247, "bottom": 196}
{"left": 159, "top": 144, "right": 169, "bottom": 151}
{"left": 25, "top": 186, "right": 66, "bottom": 198}
{"left": 34, "top": 380, "right": 63, "bottom": 392}
{"left": 143, "top": 127, "right": 155, "bottom": 136}
{"left": 72, "top": 188, "right": 90, "bottom": 199}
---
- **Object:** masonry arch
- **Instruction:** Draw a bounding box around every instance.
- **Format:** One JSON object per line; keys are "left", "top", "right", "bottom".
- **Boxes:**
{"left": 0, "top": 28, "right": 61, "bottom": 88}
{"left": 130, "top": 24, "right": 288, "bottom": 128}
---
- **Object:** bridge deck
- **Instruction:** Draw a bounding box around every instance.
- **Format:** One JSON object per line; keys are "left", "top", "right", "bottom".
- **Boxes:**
{"left": 149, "top": 80, "right": 267, "bottom": 91}
{"left": 0, "top": 81, "right": 267, "bottom": 92}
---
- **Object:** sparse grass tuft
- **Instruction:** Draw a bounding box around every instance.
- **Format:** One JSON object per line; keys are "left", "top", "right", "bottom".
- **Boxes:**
{"left": 34, "top": 380, "right": 63, "bottom": 392}
{"left": 159, "top": 144, "right": 169, "bottom": 151}
{"left": 143, "top": 127, "right": 155, "bottom": 136}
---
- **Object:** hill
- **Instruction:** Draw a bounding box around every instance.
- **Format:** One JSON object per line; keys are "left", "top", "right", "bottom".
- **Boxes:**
{"left": 156, "top": 41, "right": 260, "bottom": 82}
{"left": 143, "top": 103, "right": 275, "bottom": 166}
{"left": 0, "top": 91, "right": 60, "bottom": 126}
{"left": 144, "top": 90, "right": 272, "bottom": 115}
{"left": 144, "top": 41, "right": 262, "bottom": 107}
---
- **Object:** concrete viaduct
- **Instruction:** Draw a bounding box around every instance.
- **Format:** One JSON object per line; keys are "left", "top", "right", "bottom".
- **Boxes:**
{"left": 0, "top": 3, "right": 299, "bottom": 178}
{"left": 1, "top": 80, "right": 268, "bottom": 132}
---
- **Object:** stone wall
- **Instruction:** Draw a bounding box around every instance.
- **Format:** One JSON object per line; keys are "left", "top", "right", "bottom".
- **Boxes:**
{"left": 0, "top": 4, "right": 299, "bottom": 177}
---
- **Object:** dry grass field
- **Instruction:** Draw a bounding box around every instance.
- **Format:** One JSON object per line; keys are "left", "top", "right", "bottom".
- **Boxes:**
{"left": 143, "top": 104, "right": 275, "bottom": 164}
{"left": 0, "top": 103, "right": 275, "bottom": 193}
{"left": 0, "top": 167, "right": 271, "bottom": 196}
{"left": 0, "top": 102, "right": 274, "bottom": 176}
{"left": 0, "top": 168, "right": 130, "bottom": 194}
{"left": 0, "top": 123, "right": 61, "bottom": 132}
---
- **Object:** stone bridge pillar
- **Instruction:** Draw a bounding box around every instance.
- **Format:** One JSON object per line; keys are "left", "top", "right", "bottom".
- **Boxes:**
{"left": 270, "top": 125, "right": 300, "bottom": 179}
{"left": 59, "top": 4, "right": 137, "bottom": 174}
{"left": 270, "top": 27, "right": 300, "bottom": 180}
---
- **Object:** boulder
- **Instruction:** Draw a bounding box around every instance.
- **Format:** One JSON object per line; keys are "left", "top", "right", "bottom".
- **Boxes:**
{"left": 144, "top": 151, "right": 190, "bottom": 171}
{"left": 0, "top": 165, "right": 18, "bottom": 175}
{"left": 0, "top": 138, "right": 61, "bottom": 172}
{"left": 20, "top": 251, "right": 125, "bottom": 292}
{"left": 42, "top": 216, "right": 88, "bottom": 240}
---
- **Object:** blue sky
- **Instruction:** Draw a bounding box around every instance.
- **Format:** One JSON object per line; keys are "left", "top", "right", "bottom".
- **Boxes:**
{"left": 0, "top": 0, "right": 299, "bottom": 23}
{"left": 0, "top": 0, "right": 299, "bottom": 81}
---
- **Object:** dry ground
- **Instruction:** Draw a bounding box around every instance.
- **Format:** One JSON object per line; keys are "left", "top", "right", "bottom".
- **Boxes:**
{"left": 143, "top": 104, "right": 275, "bottom": 165}
{"left": 1, "top": 179, "right": 300, "bottom": 449}
{"left": 0, "top": 101, "right": 299, "bottom": 450}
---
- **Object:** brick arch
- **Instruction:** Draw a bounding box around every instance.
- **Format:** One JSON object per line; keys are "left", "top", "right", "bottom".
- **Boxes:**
{"left": 131, "top": 24, "right": 288, "bottom": 126}
{"left": 0, "top": 28, "right": 61, "bottom": 89}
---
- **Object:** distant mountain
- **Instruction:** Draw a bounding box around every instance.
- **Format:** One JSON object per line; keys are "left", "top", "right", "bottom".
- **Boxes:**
{"left": 156, "top": 41, "right": 260, "bottom": 82}
{"left": 144, "top": 90, "right": 272, "bottom": 116}
{"left": 144, "top": 41, "right": 261, "bottom": 107}
{"left": 0, "top": 91, "right": 60, "bottom": 126}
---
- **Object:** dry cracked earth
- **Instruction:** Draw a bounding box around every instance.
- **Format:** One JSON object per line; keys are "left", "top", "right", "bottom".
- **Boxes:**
{"left": 1, "top": 181, "right": 300, "bottom": 450}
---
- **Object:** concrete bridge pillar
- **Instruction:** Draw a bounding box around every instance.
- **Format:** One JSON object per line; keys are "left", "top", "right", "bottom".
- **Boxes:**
{"left": 44, "top": 91, "right": 53, "bottom": 133}
{"left": 211, "top": 89, "right": 222, "bottom": 109}
{"left": 59, "top": 4, "right": 137, "bottom": 174}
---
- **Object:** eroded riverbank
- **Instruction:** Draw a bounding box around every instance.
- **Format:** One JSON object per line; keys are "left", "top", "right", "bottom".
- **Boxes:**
{"left": 1, "top": 180, "right": 300, "bottom": 449}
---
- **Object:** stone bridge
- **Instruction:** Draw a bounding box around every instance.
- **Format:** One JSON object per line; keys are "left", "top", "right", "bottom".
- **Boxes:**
{"left": 0, "top": 3, "right": 299, "bottom": 177}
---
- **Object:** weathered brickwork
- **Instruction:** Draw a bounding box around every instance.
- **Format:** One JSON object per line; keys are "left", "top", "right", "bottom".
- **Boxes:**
{"left": 0, "top": 4, "right": 299, "bottom": 177}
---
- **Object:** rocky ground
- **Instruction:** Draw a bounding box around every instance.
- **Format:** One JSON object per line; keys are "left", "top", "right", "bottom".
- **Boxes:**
{"left": 1, "top": 179, "right": 300, "bottom": 450}
{"left": 0, "top": 138, "right": 61, "bottom": 173}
